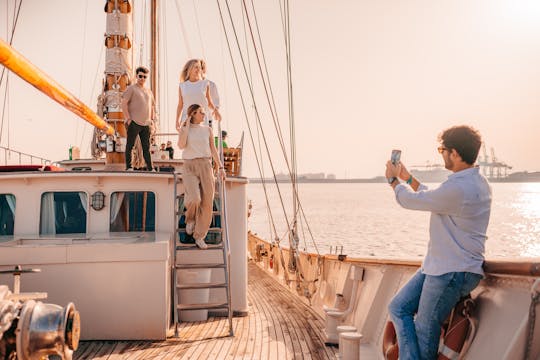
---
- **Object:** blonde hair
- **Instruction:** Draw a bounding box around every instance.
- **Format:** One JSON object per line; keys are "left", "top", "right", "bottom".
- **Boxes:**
{"left": 200, "top": 59, "right": 207, "bottom": 79}
{"left": 180, "top": 59, "right": 201, "bottom": 82}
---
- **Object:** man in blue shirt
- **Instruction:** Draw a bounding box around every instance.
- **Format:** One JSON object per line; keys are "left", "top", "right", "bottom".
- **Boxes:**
{"left": 385, "top": 125, "right": 492, "bottom": 360}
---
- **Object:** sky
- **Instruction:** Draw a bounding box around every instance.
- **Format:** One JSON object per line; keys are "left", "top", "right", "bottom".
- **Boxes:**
{"left": 1, "top": 0, "right": 540, "bottom": 178}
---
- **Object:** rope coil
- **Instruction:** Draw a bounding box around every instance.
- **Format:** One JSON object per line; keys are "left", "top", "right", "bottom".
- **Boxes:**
{"left": 0, "top": 299, "right": 20, "bottom": 339}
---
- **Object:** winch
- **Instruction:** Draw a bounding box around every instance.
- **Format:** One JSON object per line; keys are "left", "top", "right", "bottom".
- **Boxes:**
{"left": 0, "top": 266, "right": 80, "bottom": 360}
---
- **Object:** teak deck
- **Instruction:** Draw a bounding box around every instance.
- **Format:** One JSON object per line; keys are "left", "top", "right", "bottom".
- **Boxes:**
{"left": 74, "top": 262, "right": 338, "bottom": 359}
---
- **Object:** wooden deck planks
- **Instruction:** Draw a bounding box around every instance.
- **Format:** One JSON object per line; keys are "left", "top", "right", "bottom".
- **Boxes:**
{"left": 74, "top": 262, "right": 337, "bottom": 360}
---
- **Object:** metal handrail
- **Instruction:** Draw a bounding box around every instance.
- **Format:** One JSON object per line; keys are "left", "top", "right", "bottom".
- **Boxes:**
{"left": 217, "top": 121, "right": 234, "bottom": 336}
{"left": 0, "top": 146, "right": 57, "bottom": 166}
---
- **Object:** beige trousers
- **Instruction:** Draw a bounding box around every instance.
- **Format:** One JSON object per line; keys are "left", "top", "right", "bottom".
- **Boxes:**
{"left": 183, "top": 158, "right": 215, "bottom": 241}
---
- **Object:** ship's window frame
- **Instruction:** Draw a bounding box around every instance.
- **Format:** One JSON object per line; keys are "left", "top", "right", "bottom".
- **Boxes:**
{"left": 39, "top": 191, "right": 88, "bottom": 235}
{"left": 0, "top": 193, "right": 16, "bottom": 237}
{"left": 109, "top": 191, "right": 156, "bottom": 232}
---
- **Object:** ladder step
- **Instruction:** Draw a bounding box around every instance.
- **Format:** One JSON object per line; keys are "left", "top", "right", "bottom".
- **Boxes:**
{"left": 176, "top": 243, "right": 223, "bottom": 250}
{"left": 177, "top": 302, "right": 229, "bottom": 311}
{"left": 177, "top": 227, "right": 222, "bottom": 233}
{"left": 176, "top": 263, "right": 226, "bottom": 269}
{"left": 177, "top": 282, "right": 227, "bottom": 290}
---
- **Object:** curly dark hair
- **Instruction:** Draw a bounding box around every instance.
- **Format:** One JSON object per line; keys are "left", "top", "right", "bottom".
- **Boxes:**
{"left": 135, "top": 66, "right": 149, "bottom": 75}
{"left": 438, "top": 125, "right": 482, "bottom": 165}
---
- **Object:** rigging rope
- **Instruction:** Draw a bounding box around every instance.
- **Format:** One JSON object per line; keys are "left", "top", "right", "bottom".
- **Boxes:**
{"left": 215, "top": 0, "right": 288, "bottom": 284}
{"left": 192, "top": 0, "right": 206, "bottom": 58}
{"left": 75, "top": 0, "right": 90, "bottom": 149}
{"left": 241, "top": 0, "right": 320, "bottom": 255}
{"left": 162, "top": 0, "right": 170, "bottom": 134}
{"left": 221, "top": 0, "right": 315, "bottom": 293}
{"left": 0, "top": 76, "right": 9, "bottom": 149}
{"left": 174, "top": 0, "right": 193, "bottom": 57}
{"left": 222, "top": 0, "right": 295, "bottom": 243}
{"left": 81, "top": 43, "right": 105, "bottom": 156}
{"left": 0, "top": 0, "right": 22, "bottom": 148}
{"left": 138, "top": 0, "right": 147, "bottom": 67}
{"left": 0, "top": 0, "right": 22, "bottom": 86}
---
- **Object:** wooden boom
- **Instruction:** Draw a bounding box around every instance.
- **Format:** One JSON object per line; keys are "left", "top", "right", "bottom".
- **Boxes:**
{"left": 0, "top": 38, "right": 114, "bottom": 136}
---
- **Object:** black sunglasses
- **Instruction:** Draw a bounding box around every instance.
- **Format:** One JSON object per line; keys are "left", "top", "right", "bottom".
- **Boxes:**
{"left": 138, "top": 74, "right": 147, "bottom": 79}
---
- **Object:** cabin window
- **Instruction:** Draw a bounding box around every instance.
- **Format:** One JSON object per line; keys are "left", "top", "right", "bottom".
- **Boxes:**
{"left": 0, "top": 194, "right": 16, "bottom": 236}
{"left": 40, "top": 192, "right": 88, "bottom": 235}
{"left": 110, "top": 192, "right": 155, "bottom": 232}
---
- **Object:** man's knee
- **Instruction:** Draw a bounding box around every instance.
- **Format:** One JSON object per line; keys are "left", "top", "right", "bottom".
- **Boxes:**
{"left": 388, "top": 296, "right": 405, "bottom": 318}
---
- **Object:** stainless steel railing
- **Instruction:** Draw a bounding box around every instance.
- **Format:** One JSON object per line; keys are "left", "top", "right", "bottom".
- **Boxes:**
{"left": 0, "top": 146, "right": 56, "bottom": 166}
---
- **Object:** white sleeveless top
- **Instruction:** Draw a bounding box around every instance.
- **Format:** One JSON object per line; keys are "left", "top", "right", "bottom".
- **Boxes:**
{"left": 179, "top": 79, "right": 210, "bottom": 125}
{"left": 182, "top": 124, "right": 212, "bottom": 160}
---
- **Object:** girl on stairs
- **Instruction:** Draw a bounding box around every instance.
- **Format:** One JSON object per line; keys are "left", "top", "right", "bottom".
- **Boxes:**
{"left": 177, "top": 104, "right": 225, "bottom": 249}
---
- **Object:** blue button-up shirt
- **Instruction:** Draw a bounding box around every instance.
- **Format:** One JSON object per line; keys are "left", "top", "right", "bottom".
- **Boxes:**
{"left": 394, "top": 167, "right": 492, "bottom": 276}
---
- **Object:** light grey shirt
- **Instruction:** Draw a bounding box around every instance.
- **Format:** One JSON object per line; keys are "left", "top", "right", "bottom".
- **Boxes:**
{"left": 394, "top": 167, "right": 492, "bottom": 276}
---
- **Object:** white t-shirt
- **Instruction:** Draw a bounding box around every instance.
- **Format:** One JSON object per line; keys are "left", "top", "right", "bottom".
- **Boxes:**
{"left": 181, "top": 124, "right": 212, "bottom": 160}
{"left": 179, "top": 80, "right": 210, "bottom": 126}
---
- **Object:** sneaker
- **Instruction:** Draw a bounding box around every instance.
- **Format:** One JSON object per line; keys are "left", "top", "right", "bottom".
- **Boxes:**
{"left": 126, "top": 168, "right": 134, "bottom": 171}
{"left": 195, "top": 238, "right": 208, "bottom": 249}
{"left": 186, "top": 222, "right": 195, "bottom": 235}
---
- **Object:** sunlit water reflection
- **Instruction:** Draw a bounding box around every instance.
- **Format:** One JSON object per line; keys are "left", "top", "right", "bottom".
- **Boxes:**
{"left": 247, "top": 182, "right": 540, "bottom": 259}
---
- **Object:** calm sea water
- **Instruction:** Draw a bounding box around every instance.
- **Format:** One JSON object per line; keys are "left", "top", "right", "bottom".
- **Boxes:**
{"left": 247, "top": 182, "right": 540, "bottom": 260}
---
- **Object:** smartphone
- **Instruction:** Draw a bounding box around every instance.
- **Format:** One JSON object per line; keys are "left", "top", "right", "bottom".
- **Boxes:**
{"left": 391, "top": 149, "right": 401, "bottom": 165}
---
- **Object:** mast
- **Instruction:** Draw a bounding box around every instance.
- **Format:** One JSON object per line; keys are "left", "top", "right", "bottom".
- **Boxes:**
{"left": 99, "top": 0, "right": 134, "bottom": 167}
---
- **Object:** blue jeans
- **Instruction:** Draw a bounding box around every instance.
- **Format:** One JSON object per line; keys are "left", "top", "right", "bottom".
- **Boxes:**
{"left": 388, "top": 270, "right": 482, "bottom": 360}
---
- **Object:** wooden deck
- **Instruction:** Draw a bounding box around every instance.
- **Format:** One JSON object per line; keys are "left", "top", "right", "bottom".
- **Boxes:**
{"left": 74, "top": 262, "right": 338, "bottom": 359}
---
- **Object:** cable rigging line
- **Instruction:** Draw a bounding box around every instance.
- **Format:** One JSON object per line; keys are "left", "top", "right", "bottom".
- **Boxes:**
{"left": 0, "top": 0, "right": 22, "bottom": 86}
{"left": 138, "top": 0, "right": 148, "bottom": 67}
{"left": 0, "top": 0, "right": 23, "bottom": 148}
{"left": 215, "top": 0, "right": 283, "bottom": 251}
{"left": 242, "top": 0, "right": 320, "bottom": 255}
{"left": 192, "top": 0, "right": 206, "bottom": 58}
{"left": 75, "top": 0, "right": 90, "bottom": 149}
{"left": 222, "top": 0, "right": 296, "bottom": 241}
{"left": 81, "top": 44, "right": 105, "bottom": 156}
{"left": 220, "top": 0, "right": 311, "bottom": 288}
{"left": 161, "top": 0, "right": 170, "bottom": 134}
{"left": 174, "top": 0, "right": 193, "bottom": 57}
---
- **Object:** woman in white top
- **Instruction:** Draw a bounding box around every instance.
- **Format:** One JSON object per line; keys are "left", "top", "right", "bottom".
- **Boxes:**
{"left": 177, "top": 104, "right": 225, "bottom": 249}
{"left": 175, "top": 59, "right": 221, "bottom": 129}
{"left": 200, "top": 59, "right": 221, "bottom": 128}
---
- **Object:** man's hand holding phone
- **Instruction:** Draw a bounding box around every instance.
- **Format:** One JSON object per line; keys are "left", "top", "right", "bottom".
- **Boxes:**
{"left": 386, "top": 149, "right": 402, "bottom": 185}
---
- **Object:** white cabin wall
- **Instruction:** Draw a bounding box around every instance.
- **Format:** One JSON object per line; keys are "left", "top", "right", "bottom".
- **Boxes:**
{"left": 0, "top": 173, "right": 174, "bottom": 236}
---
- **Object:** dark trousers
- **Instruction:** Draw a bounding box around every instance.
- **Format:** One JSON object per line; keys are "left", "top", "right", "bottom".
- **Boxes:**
{"left": 125, "top": 122, "right": 153, "bottom": 170}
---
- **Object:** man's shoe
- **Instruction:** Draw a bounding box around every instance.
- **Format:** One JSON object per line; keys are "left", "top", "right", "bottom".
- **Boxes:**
{"left": 186, "top": 222, "right": 195, "bottom": 235}
{"left": 126, "top": 168, "right": 134, "bottom": 171}
{"left": 195, "top": 238, "right": 208, "bottom": 249}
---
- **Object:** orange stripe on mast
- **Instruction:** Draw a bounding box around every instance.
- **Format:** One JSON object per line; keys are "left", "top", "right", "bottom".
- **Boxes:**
{"left": 0, "top": 38, "right": 115, "bottom": 136}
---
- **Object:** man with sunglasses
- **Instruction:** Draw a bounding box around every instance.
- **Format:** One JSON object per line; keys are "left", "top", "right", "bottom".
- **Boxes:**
{"left": 384, "top": 125, "right": 492, "bottom": 359}
{"left": 121, "top": 66, "right": 156, "bottom": 171}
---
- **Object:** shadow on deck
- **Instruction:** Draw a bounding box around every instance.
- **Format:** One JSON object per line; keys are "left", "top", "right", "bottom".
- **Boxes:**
{"left": 74, "top": 261, "right": 338, "bottom": 359}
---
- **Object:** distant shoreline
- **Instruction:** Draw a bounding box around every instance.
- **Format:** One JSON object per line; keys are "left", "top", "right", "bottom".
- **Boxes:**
{"left": 249, "top": 178, "right": 386, "bottom": 184}
{"left": 248, "top": 176, "right": 540, "bottom": 184}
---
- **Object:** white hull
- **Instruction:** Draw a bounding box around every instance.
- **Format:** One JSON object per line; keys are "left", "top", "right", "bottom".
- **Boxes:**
{"left": 248, "top": 233, "right": 540, "bottom": 359}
